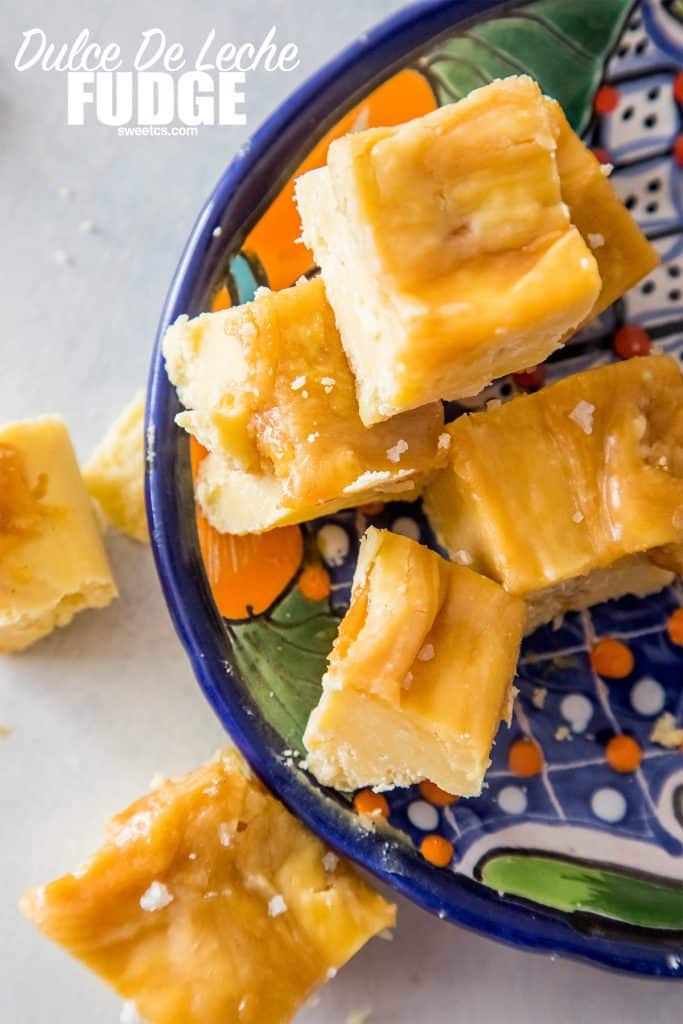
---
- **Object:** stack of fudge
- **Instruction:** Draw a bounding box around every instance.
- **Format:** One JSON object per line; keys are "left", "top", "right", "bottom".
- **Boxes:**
{"left": 164, "top": 76, "right": 681, "bottom": 797}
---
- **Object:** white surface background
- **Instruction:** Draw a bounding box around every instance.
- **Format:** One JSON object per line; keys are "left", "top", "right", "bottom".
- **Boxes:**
{"left": 1, "top": 1, "right": 681, "bottom": 1021}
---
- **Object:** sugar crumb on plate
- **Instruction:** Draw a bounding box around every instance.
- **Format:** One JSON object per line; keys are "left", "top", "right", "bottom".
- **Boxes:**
{"left": 531, "top": 687, "right": 547, "bottom": 709}
{"left": 650, "top": 712, "right": 683, "bottom": 748}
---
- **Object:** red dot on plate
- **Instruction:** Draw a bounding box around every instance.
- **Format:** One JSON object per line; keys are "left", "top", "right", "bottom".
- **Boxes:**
{"left": 594, "top": 85, "right": 620, "bottom": 115}
{"left": 674, "top": 70, "right": 683, "bottom": 105}
{"left": 675, "top": 134, "right": 683, "bottom": 168}
{"left": 613, "top": 324, "right": 652, "bottom": 359}
{"left": 512, "top": 365, "right": 546, "bottom": 390}
{"left": 592, "top": 147, "right": 612, "bottom": 166}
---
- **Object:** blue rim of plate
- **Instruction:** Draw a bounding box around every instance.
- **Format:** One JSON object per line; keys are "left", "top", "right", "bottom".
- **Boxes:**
{"left": 146, "top": 0, "right": 681, "bottom": 978}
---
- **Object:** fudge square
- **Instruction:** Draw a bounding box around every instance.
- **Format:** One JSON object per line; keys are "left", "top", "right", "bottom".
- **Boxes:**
{"left": 21, "top": 748, "right": 395, "bottom": 1024}
{"left": 163, "top": 276, "right": 446, "bottom": 534}
{"left": 0, "top": 416, "right": 116, "bottom": 653}
{"left": 83, "top": 390, "right": 149, "bottom": 543}
{"left": 296, "top": 76, "right": 601, "bottom": 424}
{"left": 424, "top": 356, "right": 683, "bottom": 633}
{"left": 303, "top": 527, "right": 525, "bottom": 796}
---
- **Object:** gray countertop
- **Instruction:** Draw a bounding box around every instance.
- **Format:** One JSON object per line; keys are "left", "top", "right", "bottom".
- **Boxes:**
{"left": 1, "top": 2, "right": 681, "bottom": 1021}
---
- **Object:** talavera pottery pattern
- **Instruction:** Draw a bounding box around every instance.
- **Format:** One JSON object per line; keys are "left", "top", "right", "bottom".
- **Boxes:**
{"left": 148, "top": 0, "right": 683, "bottom": 976}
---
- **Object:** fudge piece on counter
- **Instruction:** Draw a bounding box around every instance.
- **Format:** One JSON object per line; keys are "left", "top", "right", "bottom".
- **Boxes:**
{"left": 83, "top": 390, "right": 149, "bottom": 543}
{"left": 0, "top": 416, "right": 116, "bottom": 652}
{"left": 21, "top": 748, "right": 395, "bottom": 1024}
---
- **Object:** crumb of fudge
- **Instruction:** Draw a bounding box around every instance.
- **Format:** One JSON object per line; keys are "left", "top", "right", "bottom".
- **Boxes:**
{"left": 650, "top": 712, "right": 683, "bottom": 748}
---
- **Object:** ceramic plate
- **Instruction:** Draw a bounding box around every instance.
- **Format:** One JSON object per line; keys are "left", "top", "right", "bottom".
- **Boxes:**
{"left": 147, "top": 0, "right": 683, "bottom": 976}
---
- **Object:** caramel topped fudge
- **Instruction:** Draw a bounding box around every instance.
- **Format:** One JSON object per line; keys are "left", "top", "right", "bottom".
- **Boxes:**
{"left": 163, "top": 277, "right": 445, "bottom": 533}
{"left": 303, "top": 528, "right": 525, "bottom": 796}
{"left": 424, "top": 356, "right": 683, "bottom": 632}
{"left": 21, "top": 748, "right": 395, "bottom": 1024}
{"left": 0, "top": 417, "right": 116, "bottom": 652}
{"left": 296, "top": 76, "right": 656, "bottom": 424}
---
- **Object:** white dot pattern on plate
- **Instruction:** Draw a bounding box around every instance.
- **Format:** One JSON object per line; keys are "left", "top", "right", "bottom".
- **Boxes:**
{"left": 316, "top": 523, "right": 349, "bottom": 566}
{"left": 407, "top": 800, "right": 439, "bottom": 831}
{"left": 497, "top": 785, "right": 527, "bottom": 815}
{"left": 630, "top": 676, "right": 666, "bottom": 716}
{"left": 390, "top": 516, "right": 420, "bottom": 541}
{"left": 560, "top": 694, "right": 593, "bottom": 733}
{"left": 591, "top": 787, "right": 627, "bottom": 824}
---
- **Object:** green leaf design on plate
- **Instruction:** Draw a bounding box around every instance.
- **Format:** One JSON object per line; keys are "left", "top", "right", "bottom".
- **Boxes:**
{"left": 227, "top": 585, "right": 340, "bottom": 754}
{"left": 419, "top": 0, "right": 635, "bottom": 133}
{"left": 481, "top": 853, "right": 683, "bottom": 930}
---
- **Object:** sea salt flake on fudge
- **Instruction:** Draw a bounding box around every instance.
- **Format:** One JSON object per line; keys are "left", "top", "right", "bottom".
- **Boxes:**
{"left": 21, "top": 748, "right": 395, "bottom": 1024}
